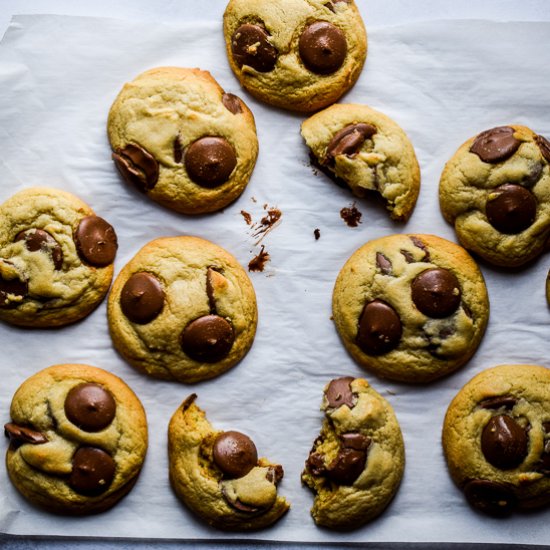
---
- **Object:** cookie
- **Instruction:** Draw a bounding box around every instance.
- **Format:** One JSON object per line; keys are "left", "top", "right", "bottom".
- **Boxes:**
{"left": 302, "top": 103, "right": 420, "bottom": 221}
{"left": 302, "top": 376, "right": 404, "bottom": 530}
{"left": 4, "top": 364, "right": 147, "bottom": 515}
{"left": 223, "top": 0, "right": 367, "bottom": 113}
{"left": 108, "top": 236, "right": 257, "bottom": 383}
{"left": 108, "top": 67, "right": 258, "bottom": 215}
{"left": 332, "top": 234, "right": 489, "bottom": 383}
{"left": 168, "top": 394, "right": 289, "bottom": 530}
{"left": 443, "top": 364, "right": 550, "bottom": 516}
{"left": 0, "top": 187, "right": 117, "bottom": 327}
{"left": 439, "top": 125, "right": 550, "bottom": 267}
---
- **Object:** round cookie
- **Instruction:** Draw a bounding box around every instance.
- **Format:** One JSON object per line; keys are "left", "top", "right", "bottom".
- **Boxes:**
{"left": 439, "top": 125, "right": 550, "bottom": 267}
{"left": 302, "top": 103, "right": 420, "bottom": 221}
{"left": 108, "top": 236, "right": 257, "bottom": 383}
{"left": 223, "top": 0, "right": 367, "bottom": 113}
{"left": 168, "top": 394, "right": 289, "bottom": 530}
{"left": 332, "top": 234, "right": 489, "bottom": 383}
{"left": 4, "top": 364, "right": 147, "bottom": 515}
{"left": 108, "top": 67, "right": 258, "bottom": 215}
{"left": 443, "top": 364, "right": 550, "bottom": 516}
{"left": 302, "top": 376, "right": 404, "bottom": 530}
{"left": 0, "top": 187, "right": 117, "bottom": 327}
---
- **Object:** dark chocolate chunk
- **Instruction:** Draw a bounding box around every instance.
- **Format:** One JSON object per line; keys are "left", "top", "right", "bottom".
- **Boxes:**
{"left": 535, "top": 134, "right": 550, "bottom": 163}
{"left": 213, "top": 430, "right": 258, "bottom": 479}
{"left": 340, "top": 433, "right": 371, "bottom": 451}
{"left": 74, "top": 216, "right": 117, "bottom": 267}
{"left": 173, "top": 135, "right": 183, "bottom": 164}
{"left": 356, "top": 299, "right": 402, "bottom": 355}
{"left": 112, "top": 143, "right": 159, "bottom": 191}
{"left": 299, "top": 21, "right": 347, "bottom": 75}
{"left": 481, "top": 414, "right": 528, "bottom": 470}
{"left": 464, "top": 479, "right": 517, "bottom": 516}
{"left": 184, "top": 136, "right": 237, "bottom": 188}
{"left": 376, "top": 252, "right": 392, "bottom": 274}
{"left": 64, "top": 383, "right": 116, "bottom": 432}
{"left": 314, "top": 228, "right": 321, "bottom": 240}
{"left": 326, "top": 448, "right": 366, "bottom": 485}
{"left": 120, "top": 272, "right": 165, "bottom": 324}
{"left": 231, "top": 23, "right": 278, "bottom": 72}
{"left": 222, "top": 93, "right": 243, "bottom": 114}
{"left": 479, "top": 395, "right": 517, "bottom": 410}
{"left": 325, "top": 376, "right": 355, "bottom": 408}
{"left": 0, "top": 265, "right": 28, "bottom": 307}
{"left": 4, "top": 423, "right": 47, "bottom": 446}
{"left": 470, "top": 126, "right": 521, "bottom": 163}
{"left": 266, "top": 464, "right": 284, "bottom": 484}
{"left": 325, "top": 123, "right": 376, "bottom": 162}
{"left": 180, "top": 314, "right": 235, "bottom": 362}
{"left": 306, "top": 452, "right": 327, "bottom": 476}
{"left": 411, "top": 268, "right": 461, "bottom": 319}
{"left": 485, "top": 184, "right": 537, "bottom": 234}
{"left": 69, "top": 447, "right": 116, "bottom": 495}
{"left": 400, "top": 249, "right": 415, "bottom": 263}
{"left": 410, "top": 236, "right": 430, "bottom": 261}
{"left": 248, "top": 245, "right": 270, "bottom": 272}
{"left": 15, "top": 229, "right": 63, "bottom": 270}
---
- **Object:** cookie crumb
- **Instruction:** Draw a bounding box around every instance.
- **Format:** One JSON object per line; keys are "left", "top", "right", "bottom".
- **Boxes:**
{"left": 248, "top": 246, "right": 270, "bottom": 272}
{"left": 240, "top": 210, "right": 252, "bottom": 225}
{"left": 340, "top": 202, "right": 362, "bottom": 227}
{"left": 314, "top": 228, "right": 321, "bottom": 240}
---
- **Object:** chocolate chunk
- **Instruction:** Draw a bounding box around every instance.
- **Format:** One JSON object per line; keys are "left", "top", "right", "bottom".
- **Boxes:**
{"left": 299, "top": 21, "right": 347, "bottom": 75}
{"left": 112, "top": 143, "right": 159, "bottom": 191}
{"left": 411, "top": 268, "right": 461, "bottom": 319}
{"left": 464, "top": 479, "right": 517, "bottom": 516}
{"left": 340, "top": 433, "right": 371, "bottom": 451}
{"left": 481, "top": 415, "right": 528, "bottom": 470}
{"left": 222, "top": 93, "right": 243, "bottom": 115}
{"left": 376, "top": 252, "right": 392, "bottom": 274}
{"left": 173, "top": 135, "right": 183, "bottom": 164}
{"left": 307, "top": 452, "right": 327, "bottom": 476}
{"left": 69, "top": 447, "right": 116, "bottom": 495}
{"left": 326, "top": 448, "right": 366, "bottom": 485}
{"left": 213, "top": 431, "right": 258, "bottom": 479}
{"left": 325, "top": 376, "right": 355, "bottom": 408}
{"left": 535, "top": 134, "right": 550, "bottom": 163}
{"left": 410, "top": 236, "right": 430, "bottom": 261}
{"left": 231, "top": 23, "right": 278, "bottom": 72}
{"left": 485, "top": 184, "right": 537, "bottom": 234}
{"left": 15, "top": 229, "right": 63, "bottom": 270}
{"left": 340, "top": 203, "right": 362, "bottom": 227}
{"left": 356, "top": 299, "right": 402, "bottom": 355}
{"left": 0, "top": 267, "right": 28, "bottom": 307}
{"left": 314, "top": 228, "right": 321, "bottom": 240}
{"left": 180, "top": 314, "right": 235, "bottom": 362}
{"left": 325, "top": 123, "right": 376, "bottom": 162}
{"left": 400, "top": 249, "right": 415, "bottom": 263}
{"left": 479, "top": 395, "right": 517, "bottom": 410}
{"left": 4, "top": 423, "right": 47, "bottom": 446}
{"left": 470, "top": 126, "right": 521, "bottom": 163}
{"left": 222, "top": 492, "right": 260, "bottom": 514}
{"left": 64, "top": 383, "right": 116, "bottom": 432}
{"left": 74, "top": 216, "right": 117, "bottom": 267}
{"left": 206, "top": 267, "right": 220, "bottom": 314}
{"left": 120, "top": 272, "right": 165, "bottom": 324}
{"left": 266, "top": 464, "right": 284, "bottom": 484}
{"left": 184, "top": 136, "right": 237, "bottom": 188}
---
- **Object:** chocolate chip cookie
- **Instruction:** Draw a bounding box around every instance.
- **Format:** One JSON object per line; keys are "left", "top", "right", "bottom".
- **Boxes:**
{"left": 302, "top": 377, "right": 404, "bottom": 530}
{"left": 4, "top": 364, "right": 147, "bottom": 515}
{"left": 108, "top": 67, "right": 258, "bottom": 214}
{"left": 223, "top": 0, "right": 367, "bottom": 112}
{"left": 332, "top": 234, "right": 489, "bottom": 383}
{"left": 0, "top": 187, "right": 117, "bottom": 327}
{"left": 168, "top": 394, "right": 289, "bottom": 530}
{"left": 108, "top": 236, "right": 257, "bottom": 383}
{"left": 302, "top": 103, "right": 420, "bottom": 221}
{"left": 443, "top": 364, "right": 550, "bottom": 516}
{"left": 439, "top": 126, "right": 550, "bottom": 267}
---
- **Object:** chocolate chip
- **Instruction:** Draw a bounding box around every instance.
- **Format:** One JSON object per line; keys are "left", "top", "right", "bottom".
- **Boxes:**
{"left": 266, "top": 464, "right": 284, "bottom": 484}
{"left": 411, "top": 268, "right": 461, "bottom": 319}
{"left": 4, "top": 423, "right": 47, "bottom": 446}
{"left": 325, "top": 123, "right": 376, "bottom": 163}
{"left": 0, "top": 266, "right": 28, "bottom": 307}
{"left": 340, "top": 433, "right": 371, "bottom": 451}
{"left": 535, "top": 134, "right": 550, "bottom": 163}
{"left": 306, "top": 452, "right": 327, "bottom": 476}
{"left": 231, "top": 23, "right": 278, "bottom": 72}
{"left": 15, "top": 229, "right": 63, "bottom": 270}
{"left": 69, "top": 447, "right": 116, "bottom": 495}
{"left": 325, "top": 376, "right": 355, "bottom": 408}
{"left": 180, "top": 393, "right": 197, "bottom": 413}
{"left": 64, "top": 383, "right": 116, "bottom": 432}
{"left": 376, "top": 252, "right": 392, "bottom": 274}
{"left": 464, "top": 479, "right": 517, "bottom": 516}
{"left": 173, "top": 135, "right": 183, "bottom": 164}
{"left": 410, "top": 236, "right": 430, "bottom": 261}
{"left": 485, "top": 184, "right": 537, "bottom": 234}
{"left": 299, "top": 21, "right": 347, "bottom": 75}
{"left": 180, "top": 314, "right": 235, "bottom": 362}
{"left": 112, "top": 143, "right": 159, "bottom": 191}
{"left": 470, "top": 126, "right": 521, "bottom": 163}
{"left": 326, "top": 448, "right": 366, "bottom": 485}
{"left": 222, "top": 93, "right": 243, "bottom": 115}
{"left": 481, "top": 415, "right": 528, "bottom": 470}
{"left": 479, "top": 395, "right": 517, "bottom": 410}
{"left": 400, "top": 249, "right": 415, "bottom": 263}
{"left": 74, "top": 216, "right": 117, "bottom": 267}
{"left": 184, "top": 136, "right": 237, "bottom": 188}
{"left": 356, "top": 299, "right": 402, "bottom": 355}
{"left": 212, "top": 431, "right": 258, "bottom": 479}
{"left": 120, "top": 272, "right": 165, "bottom": 324}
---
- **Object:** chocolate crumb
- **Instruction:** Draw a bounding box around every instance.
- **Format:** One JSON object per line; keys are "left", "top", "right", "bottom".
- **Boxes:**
{"left": 314, "top": 228, "right": 321, "bottom": 240}
{"left": 248, "top": 245, "right": 270, "bottom": 272}
{"left": 252, "top": 207, "right": 282, "bottom": 244}
{"left": 241, "top": 210, "right": 252, "bottom": 225}
{"left": 340, "top": 203, "right": 362, "bottom": 227}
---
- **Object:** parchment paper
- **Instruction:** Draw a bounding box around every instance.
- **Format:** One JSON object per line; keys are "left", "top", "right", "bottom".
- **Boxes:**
{"left": 1, "top": 12, "right": 550, "bottom": 545}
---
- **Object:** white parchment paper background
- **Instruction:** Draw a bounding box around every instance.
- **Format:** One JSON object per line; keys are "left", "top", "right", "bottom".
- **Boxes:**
{"left": 0, "top": 12, "right": 550, "bottom": 545}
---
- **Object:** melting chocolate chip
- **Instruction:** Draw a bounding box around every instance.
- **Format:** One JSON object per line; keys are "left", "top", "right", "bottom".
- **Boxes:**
{"left": 213, "top": 431, "right": 258, "bottom": 479}
{"left": 120, "top": 272, "right": 165, "bottom": 324}
{"left": 299, "top": 21, "right": 347, "bottom": 75}
{"left": 470, "top": 126, "right": 521, "bottom": 163}
{"left": 535, "top": 134, "right": 550, "bottom": 163}
{"left": 340, "top": 433, "right": 371, "bottom": 451}
{"left": 357, "top": 299, "right": 402, "bottom": 355}
{"left": 69, "top": 447, "right": 116, "bottom": 495}
{"left": 376, "top": 252, "right": 392, "bottom": 274}
{"left": 307, "top": 452, "right": 327, "bottom": 476}
{"left": 184, "top": 136, "right": 237, "bottom": 188}
{"left": 400, "top": 249, "right": 415, "bottom": 263}
{"left": 180, "top": 314, "right": 235, "bottom": 362}
{"left": 4, "top": 423, "right": 47, "bottom": 446}
{"left": 222, "top": 491, "right": 260, "bottom": 514}
{"left": 326, "top": 448, "right": 366, "bottom": 485}
{"left": 222, "top": 93, "right": 243, "bottom": 115}
{"left": 112, "top": 143, "right": 159, "bottom": 191}
{"left": 325, "top": 376, "right": 355, "bottom": 408}
{"left": 15, "top": 229, "right": 63, "bottom": 270}
{"left": 0, "top": 267, "right": 28, "bottom": 307}
{"left": 410, "top": 236, "right": 430, "bottom": 261}
{"left": 74, "top": 216, "right": 117, "bottom": 267}
{"left": 231, "top": 23, "right": 278, "bottom": 72}
{"left": 481, "top": 415, "right": 528, "bottom": 470}
{"left": 64, "top": 383, "right": 116, "bottom": 432}
{"left": 464, "top": 479, "right": 517, "bottom": 516}
{"left": 173, "top": 135, "right": 183, "bottom": 164}
{"left": 479, "top": 395, "right": 517, "bottom": 410}
{"left": 411, "top": 268, "right": 461, "bottom": 319}
{"left": 325, "top": 123, "right": 376, "bottom": 163}
{"left": 485, "top": 184, "right": 537, "bottom": 234}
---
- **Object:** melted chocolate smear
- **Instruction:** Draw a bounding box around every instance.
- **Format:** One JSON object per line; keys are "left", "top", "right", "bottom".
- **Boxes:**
{"left": 340, "top": 203, "right": 362, "bottom": 227}
{"left": 248, "top": 245, "right": 270, "bottom": 272}
{"left": 251, "top": 207, "right": 282, "bottom": 243}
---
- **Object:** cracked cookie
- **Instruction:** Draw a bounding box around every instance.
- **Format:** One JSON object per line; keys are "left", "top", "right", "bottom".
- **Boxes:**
{"left": 443, "top": 364, "right": 550, "bottom": 516}
{"left": 4, "top": 364, "right": 147, "bottom": 515}
{"left": 108, "top": 236, "right": 257, "bottom": 383}
{"left": 332, "top": 234, "right": 489, "bottom": 383}
{"left": 168, "top": 394, "right": 289, "bottom": 530}
{"left": 0, "top": 187, "right": 117, "bottom": 327}
{"left": 223, "top": 0, "right": 367, "bottom": 112}
{"left": 439, "top": 125, "right": 550, "bottom": 267}
{"left": 302, "top": 376, "right": 404, "bottom": 530}
{"left": 302, "top": 103, "right": 420, "bottom": 221}
{"left": 108, "top": 67, "right": 258, "bottom": 214}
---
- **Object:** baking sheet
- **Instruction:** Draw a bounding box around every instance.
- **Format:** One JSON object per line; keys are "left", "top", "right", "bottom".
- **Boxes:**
{"left": 0, "top": 11, "right": 550, "bottom": 545}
